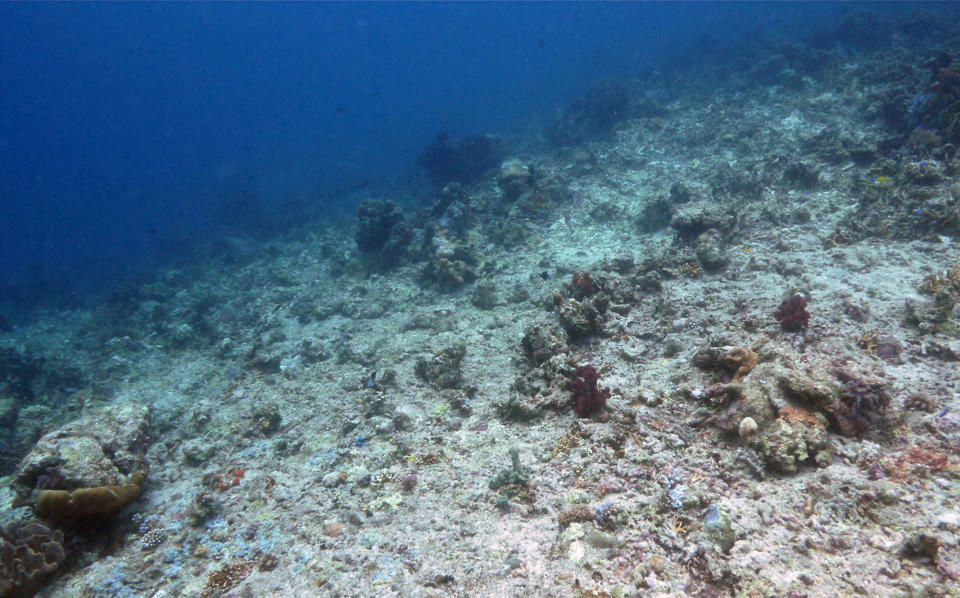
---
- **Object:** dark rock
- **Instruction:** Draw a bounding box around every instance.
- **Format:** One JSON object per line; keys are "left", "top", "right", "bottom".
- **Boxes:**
{"left": 415, "top": 343, "right": 467, "bottom": 389}
{"left": 355, "top": 200, "right": 412, "bottom": 268}
{"left": 417, "top": 133, "right": 504, "bottom": 187}
{"left": 15, "top": 401, "right": 151, "bottom": 501}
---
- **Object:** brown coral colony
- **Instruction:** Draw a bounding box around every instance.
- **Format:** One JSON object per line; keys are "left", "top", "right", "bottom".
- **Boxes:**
{"left": 35, "top": 472, "right": 145, "bottom": 522}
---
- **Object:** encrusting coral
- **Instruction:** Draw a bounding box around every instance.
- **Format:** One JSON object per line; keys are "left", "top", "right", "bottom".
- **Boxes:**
{"left": 724, "top": 347, "right": 757, "bottom": 383}
{"left": 35, "top": 472, "right": 145, "bottom": 523}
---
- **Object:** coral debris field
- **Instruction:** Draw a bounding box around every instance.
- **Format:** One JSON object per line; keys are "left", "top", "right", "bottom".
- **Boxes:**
{"left": 3, "top": 9, "right": 960, "bottom": 598}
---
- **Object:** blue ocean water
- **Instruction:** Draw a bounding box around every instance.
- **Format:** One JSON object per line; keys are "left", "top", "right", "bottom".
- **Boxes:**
{"left": 0, "top": 2, "right": 919, "bottom": 307}
{"left": 3, "top": 4, "right": 960, "bottom": 596}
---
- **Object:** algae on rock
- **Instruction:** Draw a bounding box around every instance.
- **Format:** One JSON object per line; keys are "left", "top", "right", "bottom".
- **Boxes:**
{"left": 415, "top": 342, "right": 467, "bottom": 389}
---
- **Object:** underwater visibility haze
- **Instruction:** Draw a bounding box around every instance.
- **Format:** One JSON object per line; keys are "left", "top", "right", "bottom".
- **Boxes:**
{"left": 2, "top": 2, "right": 960, "bottom": 597}
{"left": 2, "top": 2, "right": 849, "bottom": 304}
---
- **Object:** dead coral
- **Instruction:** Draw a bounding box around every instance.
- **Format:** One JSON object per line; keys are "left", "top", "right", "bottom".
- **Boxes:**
{"left": 15, "top": 401, "right": 151, "bottom": 505}
{"left": 519, "top": 321, "right": 566, "bottom": 366}
{"left": 751, "top": 416, "right": 829, "bottom": 474}
{"left": 778, "top": 405, "right": 824, "bottom": 427}
{"left": 949, "top": 261, "right": 960, "bottom": 291}
{"left": 883, "top": 445, "right": 956, "bottom": 483}
{"left": 569, "top": 271, "right": 598, "bottom": 298}
{"left": 919, "top": 262, "right": 960, "bottom": 296}
{"left": 702, "top": 360, "right": 845, "bottom": 473}
{"left": 692, "top": 343, "right": 758, "bottom": 383}
{"left": 419, "top": 229, "right": 478, "bottom": 290}
{"left": 555, "top": 296, "right": 607, "bottom": 340}
{"left": 414, "top": 342, "right": 467, "bottom": 390}
{"left": 824, "top": 369, "right": 892, "bottom": 437}
{"left": 558, "top": 504, "right": 595, "bottom": 528}
{"left": 904, "top": 392, "right": 938, "bottom": 412}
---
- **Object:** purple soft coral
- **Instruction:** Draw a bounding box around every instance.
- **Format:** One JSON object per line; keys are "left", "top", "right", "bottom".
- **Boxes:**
{"left": 774, "top": 294, "right": 810, "bottom": 331}
{"left": 569, "top": 365, "right": 610, "bottom": 417}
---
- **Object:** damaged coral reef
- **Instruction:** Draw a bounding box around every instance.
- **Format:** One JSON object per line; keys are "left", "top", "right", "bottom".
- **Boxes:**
{"left": 4, "top": 7, "right": 960, "bottom": 598}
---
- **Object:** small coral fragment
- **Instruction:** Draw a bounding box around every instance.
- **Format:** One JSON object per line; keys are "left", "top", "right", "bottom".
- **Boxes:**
{"left": 725, "top": 347, "right": 757, "bottom": 383}
{"left": 199, "top": 559, "right": 253, "bottom": 598}
{"left": 738, "top": 416, "right": 758, "bottom": 439}
{"left": 558, "top": 504, "right": 595, "bottom": 528}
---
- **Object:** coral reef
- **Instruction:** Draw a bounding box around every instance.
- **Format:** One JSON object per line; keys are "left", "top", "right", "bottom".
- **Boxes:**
{"left": 6, "top": 8, "right": 960, "bottom": 597}
{"left": 417, "top": 132, "right": 504, "bottom": 187}
{"left": 354, "top": 199, "right": 412, "bottom": 268}
{"left": 545, "top": 78, "right": 665, "bottom": 146}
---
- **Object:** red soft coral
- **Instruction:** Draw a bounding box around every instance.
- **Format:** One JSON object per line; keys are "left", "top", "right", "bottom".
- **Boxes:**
{"left": 569, "top": 365, "right": 610, "bottom": 417}
{"left": 774, "top": 294, "right": 810, "bottom": 331}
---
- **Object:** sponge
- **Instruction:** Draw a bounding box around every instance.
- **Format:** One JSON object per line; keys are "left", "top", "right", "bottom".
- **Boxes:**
{"left": 36, "top": 472, "right": 145, "bottom": 522}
